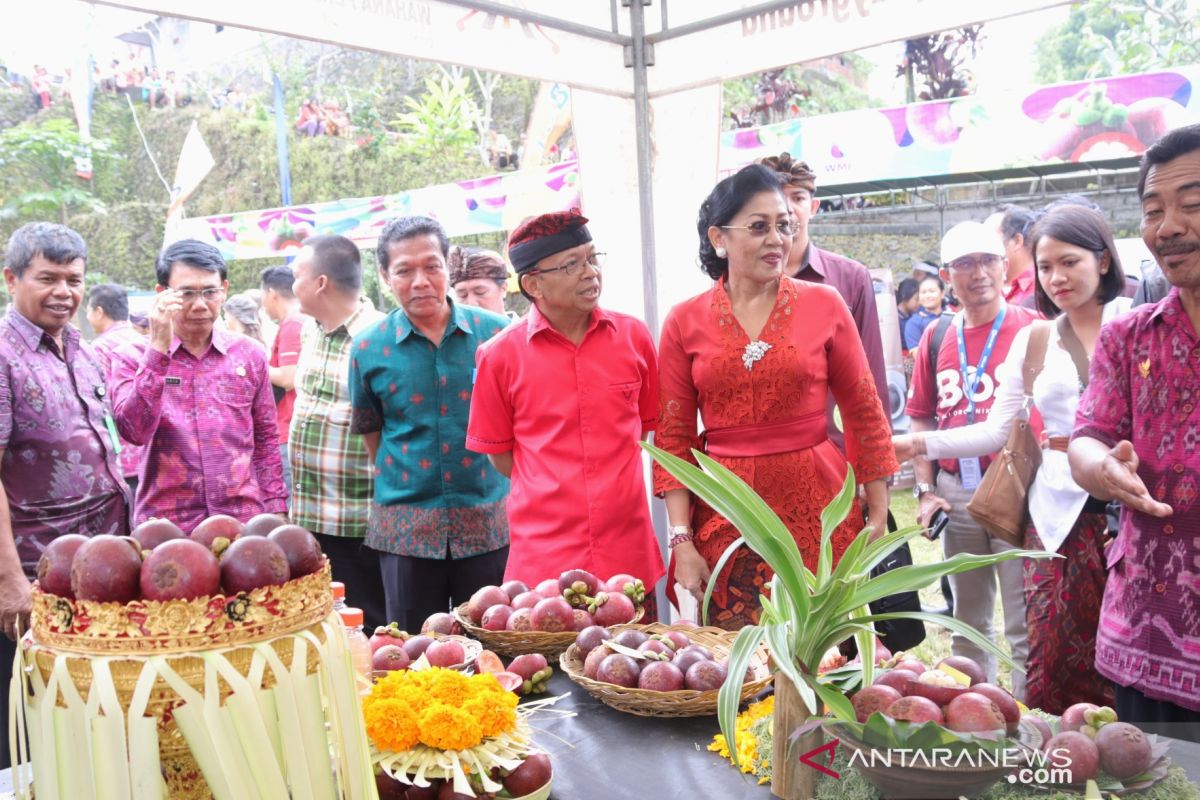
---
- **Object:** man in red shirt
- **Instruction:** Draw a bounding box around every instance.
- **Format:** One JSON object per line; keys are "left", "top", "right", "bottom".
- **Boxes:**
{"left": 261, "top": 265, "right": 308, "bottom": 500}
{"left": 905, "top": 220, "right": 1038, "bottom": 699}
{"left": 466, "top": 210, "right": 664, "bottom": 614}
{"left": 987, "top": 204, "right": 1038, "bottom": 309}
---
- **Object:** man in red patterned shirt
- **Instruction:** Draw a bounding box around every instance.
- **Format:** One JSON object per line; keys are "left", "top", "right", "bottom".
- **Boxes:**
{"left": 1070, "top": 124, "right": 1200, "bottom": 739}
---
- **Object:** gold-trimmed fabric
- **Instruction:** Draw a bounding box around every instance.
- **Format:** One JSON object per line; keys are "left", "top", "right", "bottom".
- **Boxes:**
{"left": 31, "top": 561, "right": 333, "bottom": 654}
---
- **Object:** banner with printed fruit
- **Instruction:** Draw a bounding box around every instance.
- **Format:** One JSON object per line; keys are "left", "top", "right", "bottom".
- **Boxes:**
{"left": 720, "top": 67, "right": 1199, "bottom": 186}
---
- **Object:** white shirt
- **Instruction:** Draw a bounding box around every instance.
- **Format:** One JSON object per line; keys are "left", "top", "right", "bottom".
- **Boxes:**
{"left": 923, "top": 298, "right": 1130, "bottom": 552}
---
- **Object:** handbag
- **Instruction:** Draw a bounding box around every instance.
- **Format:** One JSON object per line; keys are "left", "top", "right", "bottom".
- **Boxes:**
{"left": 965, "top": 322, "right": 1052, "bottom": 546}
{"left": 839, "top": 512, "right": 927, "bottom": 657}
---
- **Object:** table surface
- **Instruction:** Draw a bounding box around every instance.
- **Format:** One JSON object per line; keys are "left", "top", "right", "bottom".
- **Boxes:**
{"left": 3, "top": 672, "right": 1199, "bottom": 799}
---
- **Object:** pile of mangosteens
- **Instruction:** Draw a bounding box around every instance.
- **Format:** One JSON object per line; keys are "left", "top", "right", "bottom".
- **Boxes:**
{"left": 368, "top": 620, "right": 553, "bottom": 696}
{"left": 35, "top": 512, "right": 325, "bottom": 605}
{"left": 852, "top": 654, "right": 1023, "bottom": 736}
{"left": 574, "top": 626, "right": 734, "bottom": 692}
{"left": 375, "top": 751, "right": 551, "bottom": 800}
{"left": 852, "top": 653, "right": 1157, "bottom": 785}
{"left": 460, "top": 570, "right": 645, "bottom": 634}
{"left": 1037, "top": 703, "right": 1155, "bottom": 784}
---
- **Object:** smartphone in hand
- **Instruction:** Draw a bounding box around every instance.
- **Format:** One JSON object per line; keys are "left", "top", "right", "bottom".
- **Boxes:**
{"left": 928, "top": 509, "right": 950, "bottom": 540}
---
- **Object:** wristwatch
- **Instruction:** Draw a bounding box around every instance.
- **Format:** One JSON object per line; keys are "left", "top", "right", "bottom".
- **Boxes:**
{"left": 912, "top": 482, "right": 935, "bottom": 499}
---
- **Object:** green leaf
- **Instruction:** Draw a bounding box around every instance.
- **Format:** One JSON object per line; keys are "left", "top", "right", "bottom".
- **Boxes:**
{"left": 841, "top": 549, "right": 1059, "bottom": 615}
{"left": 765, "top": 624, "right": 818, "bottom": 717}
{"left": 701, "top": 536, "right": 745, "bottom": 626}
{"left": 850, "top": 603, "right": 875, "bottom": 688}
{"left": 717, "top": 625, "right": 767, "bottom": 771}
{"left": 805, "top": 673, "right": 856, "bottom": 723}
{"left": 817, "top": 467, "right": 856, "bottom": 587}
{"left": 861, "top": 610, "right": 1022, "bottom": 672}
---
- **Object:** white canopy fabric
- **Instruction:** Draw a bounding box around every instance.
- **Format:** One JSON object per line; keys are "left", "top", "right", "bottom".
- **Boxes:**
{"left": 93, "top": 0, "right": 1070, "bottom": 330}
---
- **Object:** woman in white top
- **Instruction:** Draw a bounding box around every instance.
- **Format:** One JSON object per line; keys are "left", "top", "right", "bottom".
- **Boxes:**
{"left": 894, "top": 205, "right": 1131, "bottom": 714}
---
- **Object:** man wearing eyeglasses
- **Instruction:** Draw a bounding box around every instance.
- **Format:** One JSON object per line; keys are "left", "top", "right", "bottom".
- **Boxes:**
{"left": 110, "top": 239, "right": 287, "bottom": 528}
{"left": 467, "top": 210, "right": 665, "bottom": 616}
{"left": 905, "top": 221, "right": 1039, "bottom": 698}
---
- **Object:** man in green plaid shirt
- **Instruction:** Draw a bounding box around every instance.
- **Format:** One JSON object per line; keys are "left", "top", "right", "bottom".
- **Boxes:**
{"left": 288, "top": 234, "right": 387, "bottom": 629}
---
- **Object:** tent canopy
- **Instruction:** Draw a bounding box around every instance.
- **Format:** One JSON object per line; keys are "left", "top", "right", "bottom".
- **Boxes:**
{"left": 92, "top": 0, "right": 1072, "bottom": 330}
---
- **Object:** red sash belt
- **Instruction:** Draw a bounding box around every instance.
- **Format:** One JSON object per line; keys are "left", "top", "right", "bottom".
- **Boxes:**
{"left": 701, "top": 411, "right": 828, "bottom": 458}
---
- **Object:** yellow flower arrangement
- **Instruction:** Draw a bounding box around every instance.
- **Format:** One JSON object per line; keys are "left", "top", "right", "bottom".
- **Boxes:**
{"left": 362, "top": 667, "right": 518, "bottom": 754}
{"left": 708, "top": 695, "right": 775, "bottom": 784}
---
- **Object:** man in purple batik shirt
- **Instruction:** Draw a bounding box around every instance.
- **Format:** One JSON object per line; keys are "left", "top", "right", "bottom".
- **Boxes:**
{"left": 1070, "top": 123, "right": 1200, "bottom": 741}
{"left": 0, "top": 223, "right": 129, "bottom": 769}
{"left": 88, "top": 283, "right": 145, "bottom": 495}
{"left": 111, "top": 239, "right": 286, "bottom": 529}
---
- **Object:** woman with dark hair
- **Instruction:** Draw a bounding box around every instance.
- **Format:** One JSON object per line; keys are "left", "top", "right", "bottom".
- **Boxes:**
{"left": 653, "top": 164, "right": 897, "bottom": 629}
{"left": 893, "top": 204, "right": 1130, "bottom": 711}
{"left": 904, "top": 273, "right": 946, "bottom": 350}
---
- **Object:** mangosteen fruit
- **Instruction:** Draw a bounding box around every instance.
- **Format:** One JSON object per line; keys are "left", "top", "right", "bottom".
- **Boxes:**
{"left": 36, "top": 534, "right": 88, "bottom": 598}
{"left": 139, "top": 538, "right": 221, "bottom": 601}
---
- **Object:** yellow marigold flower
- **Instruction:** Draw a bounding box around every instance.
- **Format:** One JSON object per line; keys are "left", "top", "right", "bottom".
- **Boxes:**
{"left": 463, "top": 694, "right": 518, "bottom": 739}
{"left": 419, "top": 705, "right": 483, "bottom": 751}
{"left": 427, "top": 669, "right": 471, "bottom": 706}
{"left": 363, "top": 698, "right": 420, "bottom": 752}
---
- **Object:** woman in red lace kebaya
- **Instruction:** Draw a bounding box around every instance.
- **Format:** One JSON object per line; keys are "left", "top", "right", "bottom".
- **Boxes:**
{"left": 653, "top": 165, "right": 898, "bottom": 629}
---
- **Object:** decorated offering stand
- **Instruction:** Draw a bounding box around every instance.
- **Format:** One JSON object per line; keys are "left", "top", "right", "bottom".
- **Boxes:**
{"left": 9, "top": 518, "right": 375, "bottom": 800}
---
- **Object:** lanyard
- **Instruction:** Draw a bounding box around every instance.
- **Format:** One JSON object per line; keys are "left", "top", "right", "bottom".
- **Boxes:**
{"left": 955, "top": 306, "right": 1006, "bottom": 424}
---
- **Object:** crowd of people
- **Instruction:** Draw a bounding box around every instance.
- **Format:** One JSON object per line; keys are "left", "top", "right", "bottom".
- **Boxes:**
{"left": 2, "top": 124, "right": 1199, "bottom": 772}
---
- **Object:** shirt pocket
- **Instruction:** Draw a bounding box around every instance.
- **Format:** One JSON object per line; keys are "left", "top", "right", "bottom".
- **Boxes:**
{"left": 216, "top": 375, "right": 257, "bottom": 409}
{"left": 609, "top": 380, "right": 641, "bottom": 410}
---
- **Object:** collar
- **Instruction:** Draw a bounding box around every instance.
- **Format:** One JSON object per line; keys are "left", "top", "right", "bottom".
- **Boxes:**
{"left": 169, "top": 325, "right": 231, "bottom": 357}
{"left": 393, "top": 297, "right": 471, "bottom": 343}
{"left": 1148, "top": 286, "right": 1184, "bottom": 323}
{"left": 321, "top": 301, "right": 369, "bottom": 337}
{"left": 5, "top": 307, "right": 78, "bottom": 353}
{"left": 525, "top": 302, "right": 613, "bottom": 343}
{"left": 100, "top": 320, "right": 133, "bottom": 337}
{"left": 1007, "top": 265, "right": 1035, "bottom": 297}
{"left": 793, "top": 242, "right": 821, "bottom": 278}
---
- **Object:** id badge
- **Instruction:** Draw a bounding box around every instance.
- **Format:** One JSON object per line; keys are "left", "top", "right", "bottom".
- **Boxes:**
{"left": 959, "top": 456, "right": 982, "bottom": 490}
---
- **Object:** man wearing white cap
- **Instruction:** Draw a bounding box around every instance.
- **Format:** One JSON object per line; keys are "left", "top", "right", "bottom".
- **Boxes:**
{"left": 904, "top": 220, "right": 1039, "bottom": 698}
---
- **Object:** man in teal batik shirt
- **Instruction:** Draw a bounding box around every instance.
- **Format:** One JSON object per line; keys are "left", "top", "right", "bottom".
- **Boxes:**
{"left": 349, "top": 215, "right": 509, "bottom": 632}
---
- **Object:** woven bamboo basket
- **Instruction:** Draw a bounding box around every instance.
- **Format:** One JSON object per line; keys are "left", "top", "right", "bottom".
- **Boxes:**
{"left": 558, "top": 623, "right": 772, "bottom": 717}
{"left": 453, "top": 602, "right": 644, "bottom": 658}
{"left": 15, "top": 561, "right": 376, "bottom": 800}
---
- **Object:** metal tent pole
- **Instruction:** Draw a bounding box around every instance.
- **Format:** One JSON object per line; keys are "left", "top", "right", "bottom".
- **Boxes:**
{"left": 625, "top": 0, "right": 659, "bottom": 336}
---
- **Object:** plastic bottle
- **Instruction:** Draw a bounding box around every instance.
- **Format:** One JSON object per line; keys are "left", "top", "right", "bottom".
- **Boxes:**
{"left": 339, "top": 607, "right": 373, "bottom": 687}
{"left": 331, "top": 581, "right": 347, "bottom": 612}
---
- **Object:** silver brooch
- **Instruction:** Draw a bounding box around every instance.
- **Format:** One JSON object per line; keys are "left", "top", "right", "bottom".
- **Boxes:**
{"left": 742, "top": 340, "right": 772, "bottom": 370}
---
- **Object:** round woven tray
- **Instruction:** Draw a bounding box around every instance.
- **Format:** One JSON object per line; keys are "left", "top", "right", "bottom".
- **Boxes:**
{"left": 31, "top": 560, "right": 334, "bottom": 654}
{"left": 558, "top": 622, "right": 772, "bottom": 717}
{"left": 453, "top": 602, "right": 644, "bottom": 658}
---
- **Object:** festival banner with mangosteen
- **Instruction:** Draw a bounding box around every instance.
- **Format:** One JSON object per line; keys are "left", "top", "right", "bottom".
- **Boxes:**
{"left": 719, "top": 67, "right": 1200, "bottom": 186}
{"left": 175, "top": 159, "right": 580, "bottom": 261}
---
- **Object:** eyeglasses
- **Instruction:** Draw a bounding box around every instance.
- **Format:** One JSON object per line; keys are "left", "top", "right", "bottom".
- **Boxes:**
{"left": 947, "top": 255, "right": 1002, "bottom": 272}
{"left": 175, "top": 287, "right": 225, "bottom": 303}
{"left": 533, "top": 252, "right": 606, "bottom": 278}
{"left": 719, "top": 220, "right": 798, "bottom": 237}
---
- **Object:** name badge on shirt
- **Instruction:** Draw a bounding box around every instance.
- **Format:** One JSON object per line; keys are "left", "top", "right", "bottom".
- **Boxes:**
{"left": 166, "top": 377, "right": 182, "bottom": 386}
{"left": 959, "top": 456, "right": 982, "bottom": 490}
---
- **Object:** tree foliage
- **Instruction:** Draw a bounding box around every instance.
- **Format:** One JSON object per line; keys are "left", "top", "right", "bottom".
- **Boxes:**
{"left": 0, "top": 118, "right": 111, "bottom": 222}
{"left": 722, "top": 55, "right": 878, "bottom": 129}
{"left": 1035, "top": 0, "right": 1200, "bottom": 83}
{"left": 0, "top": 45, "right": 539, "bottom": 295}
{"left": 897, "top": 27, "right": 982, "bottom": 101}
